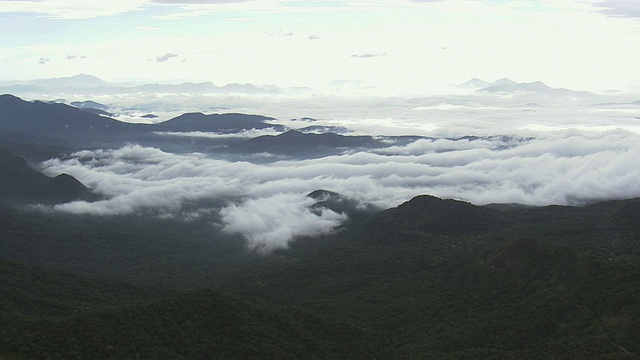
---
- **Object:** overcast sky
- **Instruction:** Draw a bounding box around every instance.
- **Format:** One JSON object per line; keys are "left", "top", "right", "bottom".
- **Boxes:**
{"left": 1, "top": 0, "right": 639, "bottom": 93}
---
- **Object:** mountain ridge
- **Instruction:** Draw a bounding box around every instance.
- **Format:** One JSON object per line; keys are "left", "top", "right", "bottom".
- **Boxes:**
{"left": 0, "top": 147, "right": 96, "bottom": 204}
{"left": 0, "top": 74, "right": 281, "bottom": 96}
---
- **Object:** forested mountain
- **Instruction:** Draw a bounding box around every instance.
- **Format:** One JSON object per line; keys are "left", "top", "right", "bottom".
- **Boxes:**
{"left": 1, "top": 190, "right": 639, "bottom": 358}
{"left": 1, "top": 261, "right": 394, "bottom": 359}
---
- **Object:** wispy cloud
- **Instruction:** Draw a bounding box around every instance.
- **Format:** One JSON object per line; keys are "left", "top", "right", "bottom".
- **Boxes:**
{"left": 596, "top": 0, "right": 640, "bottom": 18}
{"left": 156, "top": 53, "right": 178, "bottom": 62}
{"left": 350, "top": 53, "right": 386, "bottom": 58}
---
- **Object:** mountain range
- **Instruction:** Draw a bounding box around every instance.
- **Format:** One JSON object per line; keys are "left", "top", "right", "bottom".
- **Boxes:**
{"left": 456, "top": 78, "right": 598, "bottom": 100}
{"left": 0, "top": 74, "right": 281, "bottom": 96}
{"left": 0, "top": 94, "right": 437, "bottom": 159}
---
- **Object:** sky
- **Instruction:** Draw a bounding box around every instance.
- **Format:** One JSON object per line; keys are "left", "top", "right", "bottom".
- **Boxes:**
{"left": 1, "top": 0, "right": 640, "bottom": 93}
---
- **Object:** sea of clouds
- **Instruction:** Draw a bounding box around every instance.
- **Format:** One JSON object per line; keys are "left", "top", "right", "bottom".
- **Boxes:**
{"left": 39, "top": 102, "right": 640, "bottom": 252}
{"left": 24, "top": 84, "right": 639, "bottom": 251}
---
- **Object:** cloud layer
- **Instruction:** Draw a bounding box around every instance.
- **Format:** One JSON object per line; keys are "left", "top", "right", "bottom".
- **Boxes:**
{"left": 39, "top": 126, "right": 640, "bottom": 252}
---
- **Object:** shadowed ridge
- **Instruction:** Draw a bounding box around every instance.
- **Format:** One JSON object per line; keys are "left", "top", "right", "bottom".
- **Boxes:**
{"left": 239, "top": 130, "right": 384, "bottom": 156}
{"left": 0, "top": 147, "right": 96, "bottom": 204}
{"left": 154, "top": 112, "right": 282, "bottom": 133}
{"left": 0, "top": 146, "right": 49, "bottom": 199}
{"left": 36, "top": 173, "right": 98, "bottom": 204}
{"left": 0, "top": 94, "right": 144, "bottom": 145}
{"left": 378, "top": 194, "right": 505, "bottom": 235}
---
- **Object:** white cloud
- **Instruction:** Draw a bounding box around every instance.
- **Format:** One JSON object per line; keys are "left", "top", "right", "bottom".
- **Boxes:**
{"left": 219, "top": 193, "right": 346, "bottom": 253}
{"left": 38, "top": 125, "right": 640, "bottom": 252}
{"left": 596, "top": 0, "right": 640, "bottom": 18}
{"left": 153, "top": 128, "right": 283, "bottom": 139}
{"left": 156, "top": 53, "right": 178, "bottom": 62}
{"left": 0, "top": 0, "right": 148, "bottom": 19}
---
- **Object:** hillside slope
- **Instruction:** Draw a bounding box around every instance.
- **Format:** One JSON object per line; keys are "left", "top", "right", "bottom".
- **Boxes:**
{"left": 0, "top": 261, "right": 397, "bottom": 359}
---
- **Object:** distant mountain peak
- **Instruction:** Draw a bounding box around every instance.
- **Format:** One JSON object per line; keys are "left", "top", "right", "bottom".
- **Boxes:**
{"left": 34, "top": 74, "right": 108, "bottom": 88}
{"left": 457, "top": 78, "right": 490, "bottom": 89}
{"left": 70, "top": 100, "right": 109, "bottom": 111}
{"left": 457, "top": 77, "right": 517, "bottom": 89}
{"left": 492, "top": 78, "right": 517, "bottom": 86}
{"left": 377, "top": 194, "right": 504, "bottom": 235}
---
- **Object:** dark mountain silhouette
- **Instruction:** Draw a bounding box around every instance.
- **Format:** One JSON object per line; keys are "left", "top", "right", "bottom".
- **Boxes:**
{"left": 0, "top": 95, "right": 285, "bottom": 150}
{"left": 70, "top": 100, "right": 109, "bottom": 111}
{"left": 375, "top": 194, "right": 504, "bottom": 235}
{"left": 0, "top": 147, "right": 95, "bottom": 204}
{"left": 0, "top": 147, "right": 50, "bottom": 199}
{"left": 237, "top": 129, "right": 384, "bottom": 156}
{"left": 0, "top": 94, "right": 146, "bottom": 145}
{"left": 0, "top": 132, "right": 72, "bottom": 161}
{"left": 1, "top": 94, "right": 423, "bottom": 158}
{"left": 36, "top": 173, "right": 98, "bottom": 204}
{"left": 153, "top": 112, "right": 284, "bottom": 133}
